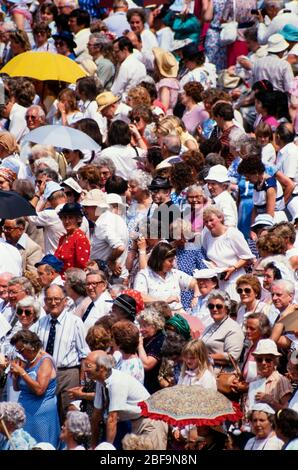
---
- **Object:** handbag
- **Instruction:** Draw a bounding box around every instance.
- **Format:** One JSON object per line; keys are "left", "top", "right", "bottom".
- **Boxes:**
{"left": 216, "top": 354, "right": 246, "bottom": 401}
{"left": 220, "top": 0, "right": 238, "bottom": 46}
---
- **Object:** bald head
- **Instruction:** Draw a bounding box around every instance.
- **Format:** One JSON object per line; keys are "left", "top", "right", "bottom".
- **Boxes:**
{"left": 85, "top": 350, "right": 115, "bottom": 381}
{"left": 44, "top": 284, "right": 67, "bottom": 317}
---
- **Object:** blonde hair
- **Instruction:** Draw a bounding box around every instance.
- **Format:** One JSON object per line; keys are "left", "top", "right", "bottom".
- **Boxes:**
{"left": 203, "top": 206, "right": 225, "bottom": 223}
{"left": 156, "top": 116, "right": 184, "bottom": 137}
{"left": 180, "top": 339, "right": 211, "bottom": 379}
{"left": 127, "top": 86, "right": 151, "bottom": 108}
{"left": 122, "top": 433, "right": 153, "bottom": 450}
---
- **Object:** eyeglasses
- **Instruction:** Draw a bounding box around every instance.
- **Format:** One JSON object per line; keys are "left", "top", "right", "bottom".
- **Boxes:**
{"left": 255, "top": 357, "right": 274, "bottom": 364}
{"left": 86, "top": 281, "right": 104, "bottom": 287}
{"left": 208, "top": 303, "right": 224, "bottom": 310}
{"left": 236, "top": 287, "right": 253, "bottom": 295}
{"left": 45, "top": 297, "right": 65, "bottom": 303}
{"left": 3, "top": 226, "right": 18, "bottom": 232}
{"left": 25, "top": 115, "right": 38, "bottom": 121}
{"left": 17, "top": 308, "right": 33, "bottom": 317}
{"left": 132, "top": 116, "right": 141, "bottom": 123}
{"left": 8, "top": 289, "right": 24, "bottom": 296}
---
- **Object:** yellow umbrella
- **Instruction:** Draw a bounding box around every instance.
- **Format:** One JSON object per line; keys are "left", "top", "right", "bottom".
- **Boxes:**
{"left": 0, "top": 51, "right": 87, "bottom": 83}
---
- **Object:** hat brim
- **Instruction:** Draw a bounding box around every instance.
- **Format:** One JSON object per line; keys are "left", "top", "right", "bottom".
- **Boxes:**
{"left": 204, "top": 178, "right": 230, "bottom": 183}
{"left": 252, "top": 351, "right": 281, "bottom": 357}
{"left": 81, "top": 200, "right": 109, "bottom": 208}
{"left": 98, "top": 96, "right": 120, "bottom": 112}
{"left": 147, "top": 184, "right": 172, "bottom": 190}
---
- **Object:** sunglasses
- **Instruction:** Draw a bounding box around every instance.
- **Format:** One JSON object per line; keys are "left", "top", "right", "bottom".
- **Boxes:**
{"left": 132, "top": 116, "right": 141, "bottom": 123}
{"left": 255, "top": 357, "right": 274, "bottom": 364}
{"left": 208, "top": 303, "right": 224, "bottom": 310}
{"left": 25, "top": 115, "right": 38, "bottom": 121}
{"left": 17, "top": 308, "right": 33, "bottom": 317}
{"left": 64, "top": 191, "right": 74, "bottom": 197}
{"left": 55, "top": 41, "right": 66, "bottom": 47}
{"left": 236, "top": 287, "right": 252, "bottom": 294}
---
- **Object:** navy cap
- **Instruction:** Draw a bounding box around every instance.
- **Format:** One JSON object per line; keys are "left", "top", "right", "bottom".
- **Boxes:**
{"left": 35, "top": 254, "right": 64, "bottom": 273}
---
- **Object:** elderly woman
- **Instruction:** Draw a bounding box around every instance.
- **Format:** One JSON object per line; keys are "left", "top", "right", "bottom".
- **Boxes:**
{"left": 127, "top": 169, "right": 152, "bottom": 241}
{"left": 191, "top": 269, "right": 219, "bottom": 331}
{"left": 0, "top": 402, "right": 36, "bottom": 450}
{"left": 183, "top": 184, "right": 209, "bottom": 236}
{"left": 60, "top": 411, "right": 91, "bottom": 450}
{"left": 248, "top": 339, "right": 292, "bottom": 411}
{"left": 64, "top": 268, "right": 90, "bottom": 317}
{"left": 201, "top": 207, "right": 254, "bottom": 301}
{"left": 95, "top": 157, "right": 116, "bottom": 191}
{"left": 9, "top": 330, "right": 60, "bottom": 447}
{"left": 244, "top": 404, "right": 283, "bottom": 450}
{"left": 236, "top": 275, "right": 276, "bottom": 328}
{"left": 63, "top": 149, "right": 85, "bottom": 173}
{"left": 134, "top": 242, "right": 200, "bottom": 313}
{"left": 201, "top": 290, "right": 244, "bottom": 373}
{"left": 137, "top": 306, "right": 166, "bottom": 393}
{"left": 55, "top": 203, "right": 90, "bottom": 274}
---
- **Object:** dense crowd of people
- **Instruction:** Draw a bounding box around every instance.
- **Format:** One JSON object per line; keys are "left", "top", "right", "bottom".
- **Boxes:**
{"left": 0, "top": 0, "right": 298, "bottom": 452}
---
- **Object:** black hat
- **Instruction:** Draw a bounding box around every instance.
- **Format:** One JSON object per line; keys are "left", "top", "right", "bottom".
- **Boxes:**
{"left": 113, "top": 294, "right": 137, "bottom": 320}
{"left": 52, "top": 31, "right": 77, "bottom": 51}
{"left": 58, "top": 202, "right": 84, "bottom": 218}
{"left": 148, "top": 176, "right": 172, "bottom": 190}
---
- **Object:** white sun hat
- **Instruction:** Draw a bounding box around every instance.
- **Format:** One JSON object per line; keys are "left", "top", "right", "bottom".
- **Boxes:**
{"left": 204, "top": 165, "right": 230, "bottom": 183}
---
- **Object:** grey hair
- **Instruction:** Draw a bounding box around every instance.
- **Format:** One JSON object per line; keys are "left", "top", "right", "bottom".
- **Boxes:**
{"left": 272, "top": 279, "right": 295, "bottom": 296}
{"left": 66, "top": 411, "right": 91, "bottom": 444}
{"left": 138, "top": 306, "right": 165, "bottom": 331}
{"left": 94, "top": 156, "right": 116, "bottom": 174}
{"left": 16, "top": 296, "right": 41, "bottom": 320}
{"left": 264, "top": 0, "right": 284, "bottom": 9}
{"left": 34, "top": 157, "right": 59, "bottom": 173}
{"left": 95, "top": 353, "right": 116, "bottom": 373}
{"left": 229, "top": 128, "right": 246, "bottom": 152}
{"left": 26, "top": 105, "right": 45, "bottom": 120}
{"left": 160, "top": 134, "right": 181, "bottom": 155}
{"left": 128, "top": 169, "right": 152, "bottom": 191}
{"left": 207, "top": 289, "right": 232, "bottom": 311}
{"left": 89, "top": 32, "right": 112, "bottom": 50}
{"left": 65, "top": 268, "right": 87, "bottom": 297}
{"left": 186, "top": 184, "right": 205, "bottom": 194}
{"left": 8, "top": 277, "right": 34, "bottom": 296}
{"left": 0, "top": 402, "right": 26, "bottom": 429}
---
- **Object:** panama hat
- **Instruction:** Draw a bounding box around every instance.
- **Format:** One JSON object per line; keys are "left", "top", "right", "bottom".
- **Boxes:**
{"left": 204, "top": 165, "right": 230, "bottom": 183}
{"left": 250, "top": 214, "right": 274, "bottom": 230}
{"left": 267, "top": 33, "right": 289, "bottom": 53}
{"left": 152, "top": 47, "right": 178, "bottom": 78}
{"left": 96, "top": 92, "right": 120, "bottom": 112}
{"left": 252, "top": 339, "right": 281, "bottom": 357}
{"left": 81, "top": 189, "right": 109, "bottom": 208}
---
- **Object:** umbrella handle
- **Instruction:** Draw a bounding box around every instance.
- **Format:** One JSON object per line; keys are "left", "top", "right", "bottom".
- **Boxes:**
{"left": 0, "top": 418, "right": 16, "bottom": 450}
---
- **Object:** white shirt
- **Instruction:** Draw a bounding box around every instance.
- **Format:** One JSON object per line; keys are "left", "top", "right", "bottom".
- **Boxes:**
{"left": 94, "top": 369, "right": 150, "bottom": 421}
{"left": 79, "top": 99, "right": 107, "bottom": 141}
{"left": 91, "top": 210, "right": 129, "bottom": 279}
{"left": 28, "top": 204, "right": 66, "bottom": 255}
{"left": 258, "top": 11, "right": 298, "bottom": 45}
{"left": 156, "top": 27, "right": 174, "bottom": 51}
{"left": 261, "top": 143, "right": 276, "bottom": 165}
{"left": 82, "top": 291, "right": 112, "bottom": 334}
{"left": 8, "top": 103, "right": 28, "bottom": 143}
{"left": 212, "top": 190, "right": 238, "bottom": 227}
{"left": 111, "top": 54, "right": 147, "bottom": 97}
{"left": 0, "top": 238, "right": 22, "bottom": 276}
{"left": 99, "top": 145, "right": 139, "bottom": 180}
{"left": 245, "top": 435, "right": 283, "bottom": 450}
{"left": 74, "top": 28, "right": 91, "bottom": 58}
{"left": 276, "top": 142, "right": 298, "bottom": 183}
{"left": 288, "top": 389, "right": 298, "bottom": 413}
{"left": 134, "top": 267, "right": 193, "bottom": 311}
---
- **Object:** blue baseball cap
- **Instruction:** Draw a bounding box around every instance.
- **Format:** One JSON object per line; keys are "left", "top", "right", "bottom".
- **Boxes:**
{"left": 35, "top": 254, "right": 64, "bottom": 273}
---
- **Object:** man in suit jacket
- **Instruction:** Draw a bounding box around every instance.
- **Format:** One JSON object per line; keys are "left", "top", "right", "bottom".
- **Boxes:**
{"left": 3, "top": 217, "right": 43, "bottom": 275}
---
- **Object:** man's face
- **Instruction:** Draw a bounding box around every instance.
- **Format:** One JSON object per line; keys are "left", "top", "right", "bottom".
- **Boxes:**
{"left": 113, "top": 43, "right": 126, "bottom": 64}
{"left": 68, "top": 16, "right": 80, "bottom": 34}
{"left": 86, "top": 274, "right": 105, "bottom": 300}
{"left": 57, "top": 1, "right": 74, "bottom": 15}
{"left": 271, "top": 285, "right": 293, "bottom": 311}
{"left": 150, "top": 188, "right": 170, "bottom": 205}
{"left": 87, "top": 39, "right": 100, "bottom": 58}
{"left": 44, "top": 286, "right": 66, "bottom": 317}
{"left": 8, "top": 283, "right": 26, "bottom": 307}
{"left": 25, "top": 109, "right": 44, "bottom": 130}
{"left": 0, "top": 28, "right": 10, "bottom": 44}
{"left": 3, "top": 220, "right": 23, "bottom": 244}
{"left": 0, "top": 276, "right": 10, "bottom": 301}
{"left": 37, "top": 265, "right": 56, "bottom": 288}
{"left": 101, "top": 103, "right": 117, "bottom": 120}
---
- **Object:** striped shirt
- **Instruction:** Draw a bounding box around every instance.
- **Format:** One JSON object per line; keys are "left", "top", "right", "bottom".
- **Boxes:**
{"left": 32, "top": 309, "right": 89, "bottom": 368}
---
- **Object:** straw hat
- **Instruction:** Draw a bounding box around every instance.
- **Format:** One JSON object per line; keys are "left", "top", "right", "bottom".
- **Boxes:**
{"left": 81, "top": 189, "right": 109, "bottom": 208}
{"left": 152, "top": 47, "right": 178, "bottom": 78}
{"left": 267, "top": 33, "right": 289, "bottom": 53}
{"left": 96, "top": 92, "right": 120, "bottom": 112}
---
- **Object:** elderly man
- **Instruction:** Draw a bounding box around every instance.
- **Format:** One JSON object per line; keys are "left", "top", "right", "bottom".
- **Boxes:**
{"left": 25, "top": 105, "right": 46, "bottom": 131}
{"left": 87, "top": 33, "right": 115, "bottom": 89}
{"left": 257, "top": 0, "right": 298, "bottom": 45}
{"left": 3, "top": 218, "right": 43, "bottom": 275}
{"left": 2, "top": 277, "right": 34, "bottom": 326}
{"left": 96, "top": 91, "right": 131, "bottom": 124}
{"left": 86, "top": 350, "right": 168, "bottom": 449}
{"left": 270, "top": 280, "right": 298, "bottom": 351}
{"left": 0, "top": 272, "right": 13, "bottom": 314}
{"left": 33, "top": 284, "right": 89, "bottom": 421}
{"left": 55, "top": 0, "right": 78, "bottom": 15}
{"left": 81, "top": 189, "right": 129, "bottom": 283}
{"left": 81, "top": 270, "right": 112, "bottom": 334}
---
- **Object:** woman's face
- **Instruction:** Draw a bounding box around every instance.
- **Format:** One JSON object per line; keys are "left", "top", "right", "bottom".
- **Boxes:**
{"left": 14, "top": 341, "right": 36, "bottom": 362}
{"left": 0, "top": 176, "right": 11, "bottom": 191}
{"left": 98, "top": 166, "right": 111, "bottom": 187}
{"left": 256, "top": 355, "right": 276, "bottom": 378}
{"left": 237, "top": 283, "right": 257, "bottom": 306}
{"left": 10, "top": 39, "right": 25, "bottom": 56}
{"left": 34, "top": 31, "right": 48, "bottom": 48}
{"left": 129, "top": 180, "right": 143, "bottom": 201}
{"left": 161, "top": 256, "right": 175, "bottom": 273}
{"left": 244, "top": 173, "right": 260, "bottom": 184}
{"left": 129, "top": 14, "right": 144, "bottom": 33}
{"left": 245, "top": 318, "right": 261, "bottom": 343}
{"left": 187, "top": 190, "right": 204, "bottom": 207}
{"left": 63, "top": 149, "right": 78, "bottom": 166}
{"left": 263, "top": 269, "right": 275, "bottom": 291}
{"left": 251, "top": 411, "right": 272, "bottom": 440}
{"left": 139, "top": 320, "right": 157, "bottom": 339}
{"left": 41, "top": 10, "right": 54, "bottom": 24}
{"left": 180, "top": 92, "right": 190, "bottom": 106}
{"left": 204, "top": 214, "right": 223, "bottom": 234}
{"left": 208, "top": 298, "right": 228, "bottom": 322}
{"left": 16, "top": 306, "right": 35, "bottom": 328}
{"left": 257, "top": 135, "right": 270, "bottom": 147}
{"left": 60, "top": 420, "right": 70, "bottom": 443}
{"left": 60, "top": 214, "right": 79, "bottom": 233}
{"left": 198, "top": 278, "right": 217, "bottom": 296}
{"left": 77, "top": 175, "right": 88, "bottom": 190}
{"left": 131, "top": 115, "right": 146, "bottom": 133}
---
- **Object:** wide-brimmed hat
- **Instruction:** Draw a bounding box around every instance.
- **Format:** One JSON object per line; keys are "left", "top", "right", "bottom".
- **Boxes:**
{"left": 170, "top": 38, "right": 193, "bottom": 52}
{"left": 52, "top": 31, "right": 77, "bottom": 50}
{"left": 152, "top": 47, "right": 178, "bottom": 78}
{"left": 106, "top": 193, "right": 128, "bottom": 208}
{"left": 35, "top": 254, "right": 64, "bottom": 273}
{"left": 61, "top": 177, "right": 82, "bottom": 194}
{"left": 44, "top": 181, "right": 63, "bottom": 200}
{"left": 280, "top": 24, "right": 298, "bottom": 42}
{"left": 193, "top": 268, "right": 218, "bottom": 279}
{"left": 96, "top": 92, "right": 120, "bottom": 112}
{"left": 155, "top": 156, "right": 182, "bottom": 170}
{"left": 58, "top": 202, "right": 84, "bottom": 218}
{"left": 267, "top": 33, "right": 289, "bottom": 53}
{"left": 252, "top": 339, "right": 281, "bottom": 357}
{"left": 250, "top": 214, "right": 274, "bottom": 230}
{"left": 147, "top": 176, "right": 172, "bottom": 190}
{"left": 204, "top": 165, "right": 230, "bottom": 183}
{"left": 81, "top": 189, "right": 109, "bottom": 208}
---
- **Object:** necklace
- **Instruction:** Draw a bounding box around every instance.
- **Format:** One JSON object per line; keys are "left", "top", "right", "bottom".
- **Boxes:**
{"left": 29, "top": 350, "right": 41, "bottom": 365}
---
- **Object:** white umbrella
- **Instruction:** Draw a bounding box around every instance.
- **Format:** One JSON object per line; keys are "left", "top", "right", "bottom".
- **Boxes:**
{"left": 24, "top": 125, "right": 101, "bottom": 151}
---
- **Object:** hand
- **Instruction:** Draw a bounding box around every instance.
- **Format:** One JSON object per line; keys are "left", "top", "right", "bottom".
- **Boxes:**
{"left": 129, "top": 124, "right": 141, "bottom": 139}
{"left": 108, "top": 260, "right": 122, "bottom": 276}
{"left": 68, "top": 386, "right": 84, "bottom": 400}
{"left": 166, "top": 296, "right": 180, "bottom": 304}
{"left": 255, "top": 392, "right": 270, "bottom": 403}
{"left": 137, "top": 236, "right": 147, "bottom": 251}
{"left": 10, "top": 360, "right": 25, "bottom": 377}
{"left": 222, "top": 267, "right": 236, "bottom": 281}
{"left": 191, "top": 296, "right": 198, "bottom": 308}
{"left": 237, "top": 56, "right": 252, "bottom": 70}
{"left": 36, "top": 174, "right": 48, "bottom": 196}
{"left": 58, "top": 101, "right": 66, "bottom": 114}
{"left": 230, "top": 88, "right": 242, "bottom": 100}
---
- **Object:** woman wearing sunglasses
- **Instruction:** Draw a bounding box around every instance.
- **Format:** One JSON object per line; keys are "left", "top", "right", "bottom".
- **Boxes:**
{"left": 201, "top": 289, "right": 244, "bottom": 374}
{"left": 247, "top": 339, "right": 292, "bottom": 412}
{"left": 236, "top": 274, "right": 277, "bottom": 328}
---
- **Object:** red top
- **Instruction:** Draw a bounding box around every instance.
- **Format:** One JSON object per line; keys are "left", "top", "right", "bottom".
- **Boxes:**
{"left": 55, "top": 228, "right": 90, "bottom": 274}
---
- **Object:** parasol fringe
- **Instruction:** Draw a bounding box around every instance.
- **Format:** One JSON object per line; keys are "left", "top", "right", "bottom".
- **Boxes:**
{"left": 138, "top": 400, "right": 243, "bottom": 428}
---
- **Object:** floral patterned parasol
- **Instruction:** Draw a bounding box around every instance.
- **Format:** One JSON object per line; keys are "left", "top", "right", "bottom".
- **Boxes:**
{"left": 139, "top": 385, "right": 242, "bottom": 427}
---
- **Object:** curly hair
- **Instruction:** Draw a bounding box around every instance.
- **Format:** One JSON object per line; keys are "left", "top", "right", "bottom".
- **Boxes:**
{"left": 269, "top": 221, "right": 296, "bottom": 245}
{"left": 183, "top": 81, "right": 204, "bottom": 103}
{"left": 256, "top": 233, "right": 287, "bottom": 256}
{"left": 170, "top": 161, "right": 197, "bottom": 194}
{"left": 10, "top": 330, "right": 42, "bottom": 351}
{"left": 0, "top": 402, "right": 26, "bottom": 429}
{"left": 66, "top": 411, "right": 91, "bottom": 447}
{"left": 127, "top": 86, "right": 151, "bottom": 108}
{"left": 181, "top": 150, "right": 204, "bottom": 175}
{"left": 122, "top": 433, "right": 153, "bottom": 450}
{"left": 236, "top": 274, "right": 262, "bottom": 299}
{"left": 111, "top": 320, "right": 140, "bottom": 354}
{"left": 85, "top": 324, "right": 111, "bottom": 351}
{"left": 138, "top": 306, "right": 165, "bottom": 331}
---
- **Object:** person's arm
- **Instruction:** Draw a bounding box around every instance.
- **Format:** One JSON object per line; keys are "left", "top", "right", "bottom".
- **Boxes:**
{"left": 91, "top": 408, "right": 103, "bottom": 449}
{"left": 106, "top": 411, "right": 118, "bottom": 444}
{"left": 107, "top": 246, "right": 125, "bottom": 276}
{"left": 275, "top": 170, "right": 295, "bottom": 204}
{"left": 223, "top": 258, "right": 249, "bottom": 281}
{"left": 210, "top": 353, "right": 230, "bottom": 365}
{"left": 12, "top": 12, "right": 25, "bottom": 30}
{"left": 201, "top": 0, "right": 213, "bottom": 22}
{"left": 159, "top": 86, "right": 171, "bottom": 112}
{"left": 265, "top": 186, "right": 276, "bottom": 218}
{"left": 270, "top": 322, "right": 284, "bottom": 343}
{"left": 10, "top": 357, "right": 53, "bottom": 396}
{"left": 138, "top": 335, "right": 159, "bottom": 371}
{"left": 189, "top": 278, "right": 200, "bottom": 308}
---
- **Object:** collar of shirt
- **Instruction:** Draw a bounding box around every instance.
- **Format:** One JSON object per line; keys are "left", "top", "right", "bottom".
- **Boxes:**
{"left": 16, "top": 233, "right": 28, "bottom": 250}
